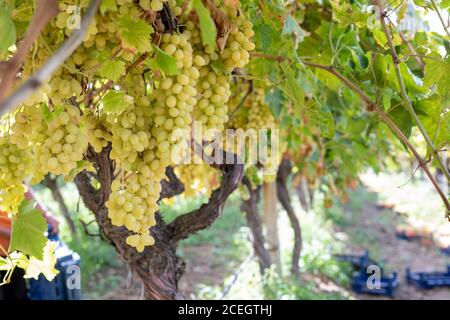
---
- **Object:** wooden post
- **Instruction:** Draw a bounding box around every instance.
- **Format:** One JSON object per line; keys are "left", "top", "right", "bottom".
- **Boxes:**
{"left": 263, "top": 181, "right": 281, "bottom": 271}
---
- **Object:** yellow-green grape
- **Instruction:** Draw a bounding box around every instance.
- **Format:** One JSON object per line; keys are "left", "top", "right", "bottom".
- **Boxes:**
{"left": 194, "top": 67, "right": 231, "bottom": 138}
{"left": 0, "top": 182, "right": 28, "bottom": 214}
{"left": 106, "top": 173, "right": 160, "bottom": 252}
{"left": 139, "top": 0, "right": 167, "bottom": 11}
{"left": 125, "top": 232, "right": 155, "bottom": 252}
{"left": 107, "top": 103, "right": 152, "bottom": 171}
{"left": 48, "top": 74, "right": 83, "bottom": 104}
{"left": 82, "top": 112, "right": 112, "bottom": 153}
{"left": 11, "top": 105, "right": 43, "bottom": 149}
{"left": 152, "top": 32, "right": 199, "bottom": 166}
{"left": 175, "top": 163, "right": 220, "bottom": 198}
{"left": 247, "top": 89, "right": 276, "bottom": 131}
{"left": 35, "top": 105, "right": 88, "bottom": 176}
{"left": 220, "top": 6, "right": 255, "bottom": 70}
{"left": 0, "top": 137, "right": 33, "bottom": 213}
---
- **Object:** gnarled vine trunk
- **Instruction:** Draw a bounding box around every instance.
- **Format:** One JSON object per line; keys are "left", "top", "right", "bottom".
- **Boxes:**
{"left": 241, "top": 177, "right": 271, "bottom": 273}
{"left": 276, "top": 158, "right": 302, "bottom": 277}
{"left": 75, "top": 145, "right": 243, "bottom": 300}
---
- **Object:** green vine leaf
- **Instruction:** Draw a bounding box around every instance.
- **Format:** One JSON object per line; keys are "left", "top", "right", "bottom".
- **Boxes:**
{"left": 97, "top": 60, "right": 126, "bottom": 82}
{"left": 193, "top": 0, "right": 217, "bottom": 51}
{"left": 0, "top": 6, "right": 16, "bottom": 53}
{"left": 9, "top": 200, "right": 48, "bottom": 260}
{"left": 152, "top": 45, "right": 179, "bottom": 76}
{"left": 100, "top": 90, "right": 134, "bottom": 114}
{"left": 118, "top": 17, "right": 153, "bottom": 53}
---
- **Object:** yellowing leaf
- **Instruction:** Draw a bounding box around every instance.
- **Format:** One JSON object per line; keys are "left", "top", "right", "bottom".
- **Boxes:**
{"left": 118, "top": 17, "right": 153, "bottom": 52}
{"left": 24, "top": 241, "right": 59, "bottom": 281}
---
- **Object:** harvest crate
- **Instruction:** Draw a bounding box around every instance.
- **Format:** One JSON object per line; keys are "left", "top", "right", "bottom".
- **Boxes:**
{"left": 351, "top": 272, "right": 399, "bottom": 297}
{"left": 406, "top": 266, "right": 450, "bottom": 289}
{"left": 335, "top": 250, "right": 375, "bottom": 270}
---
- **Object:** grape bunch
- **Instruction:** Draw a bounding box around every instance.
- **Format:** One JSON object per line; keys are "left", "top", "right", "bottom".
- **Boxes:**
{"left": 247, "top": 89, "right": 277, "bottom": 131}
{"left": 82, "top": 111, "right": 112, "bottom": 153}
{"left": 0, "top": 137, "right": 33, "bottom": 213}
{"left": 175, "top": 163, "right": 220, "bottom": 198}
{"left": 220, "top": 4, "right": 255, "bottom": 70}
{"left": 152, "top": 32, "right": 199, "bottom": 165}
{"left": 11, "top": 105, "right": 43, "bottom": 149}
{"left": 33, "top": 105, "right": 88, "bottom": 176}
{"left": 106, "top": 174, "right": 161, "bottom": 252}
{"left": 107, "top": 101, "right": 152, "bottom": 171}
{"left": 48, "top": 72, "right": 83, "bottom": 104}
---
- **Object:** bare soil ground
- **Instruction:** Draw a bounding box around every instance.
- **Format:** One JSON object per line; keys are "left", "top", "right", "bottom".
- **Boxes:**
{"left": 89, "top": 192, "right": 450, "bottom": 300}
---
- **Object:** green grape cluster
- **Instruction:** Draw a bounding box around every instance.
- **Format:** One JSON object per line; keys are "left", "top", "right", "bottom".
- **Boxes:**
{"left": 195, "top": 67, "right": 231, "bottom": 136}
{"left": 220, "top": 4, "right": 255, "bottom": 70}
{"left": 106, "top": 174, "right": 161, "bottom": 252}
{"left": 152, "top": 32, "right": 199, "bottom": 165}
{"left": 107, "top": 100, "right": 153, "bottom": 171}
{"left": 247, "top": 89, "right": 276, "bottom": 131}
{"left": 34, "top": 105, "right": 88, "bottom": 176}
{"left": 82, "top": 111, "right": 112, "bottom": 153}
{"left": 48, "top": 72, "right": 83, "bottom": 104}
{"left": 175, "top": 163, "right": 220, "bottom": 198}
{"left": 0, "top": 137, "right": 33, "bottom": 213}
{"left": 11, "top": 106, "right": 43, "bottom": 149}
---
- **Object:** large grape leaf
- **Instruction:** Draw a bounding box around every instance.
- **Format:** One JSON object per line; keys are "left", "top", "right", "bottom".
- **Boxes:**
{"left": 417, "top": 97, "right": 450, "bottom": 149}
{"left": 0, "top": 6, "right": 16, "bottom": 53}
{"left": 424, "top": 56, "right": 450, "bottom": 97}
{"left": 282, "top": 14, "right": 307, "bottom": 47}
{"left": 388, "top": 105, "right": 413, "bottom": 138}
{"left": 9, "top": 200, "right": 48, "bottom": 260}
{"left": 118, "top": 17, "right": 153, "bottom": 52}
{"left": 253, "top": 22, "right": 279, "bottom": 54}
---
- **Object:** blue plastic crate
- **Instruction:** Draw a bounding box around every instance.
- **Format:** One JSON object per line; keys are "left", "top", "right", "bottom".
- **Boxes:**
{"left": 28, "top": 235, "right": 82, "bottom": 300}
{"left": 439, "top": 246, "right": 450, "bottom": 256}
{"left": 351, "top": 271, "right": 399, "bottom": 297}
{"left": 335, "top": 251, "right": 375, "bottom": 271}
{"left": 406, "top": 266, "right": 450, "bottom": 289}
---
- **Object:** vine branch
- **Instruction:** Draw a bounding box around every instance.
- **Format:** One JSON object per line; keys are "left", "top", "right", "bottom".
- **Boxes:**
{"left": 168, "top": 150, "right": 244, "bottom": 242}
{"left": 375, "top": 0, "right": 450, "bottom": 183}
{"left": 303, "top": 60, "right": 450, "bottom": 216}
{"left": 0, "top": 0, "right": 59, "bottom": 100}
{"left": 430, "top": 0, "right": 450, "bottom": 38}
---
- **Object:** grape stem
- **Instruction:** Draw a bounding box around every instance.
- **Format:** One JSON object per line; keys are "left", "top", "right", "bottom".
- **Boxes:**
{"left": 0, "top": 0, "right": 101, "bottom": 115}
{"left": 430, "top": 0, "right": 450, "bottom": 38}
